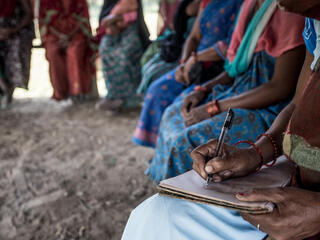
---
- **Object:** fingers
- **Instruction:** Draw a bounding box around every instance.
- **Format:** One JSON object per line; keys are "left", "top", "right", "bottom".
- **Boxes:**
{"left": 236, "top": 188, "right": 286, "bottom": 203}
{"left": 191, "top": 140, "right": 218, "bottom": 179}
{"left": 204, "top": 156, "right": 235, "bottom": 179}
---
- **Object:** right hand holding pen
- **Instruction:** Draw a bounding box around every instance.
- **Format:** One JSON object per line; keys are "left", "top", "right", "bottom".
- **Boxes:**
{"left": 191, "top": 139, "right": 262, "bottom": 182}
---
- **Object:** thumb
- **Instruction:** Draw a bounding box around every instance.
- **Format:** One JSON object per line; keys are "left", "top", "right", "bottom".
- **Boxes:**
{"left": 205, "top": 156, "right": 233, "bottom": 174}
{"left": 236, "top": 188, "right": 285, "bottom": 203}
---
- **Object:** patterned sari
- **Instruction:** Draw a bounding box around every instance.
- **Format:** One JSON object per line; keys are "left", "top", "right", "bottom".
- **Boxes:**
{"left": 0, "top": 0, "right": 34, "bottom": 93}
{"left": 132, "top": 0, "right": 244, "bottom": 147}
{"left": 147, "top": 2, "right": 305, "bottom": 182}
{"left": 99, "top": 0, "right": 149, "bottom": 108}
{"left": 39, "top": 0, "right": 97, "bottom": 101}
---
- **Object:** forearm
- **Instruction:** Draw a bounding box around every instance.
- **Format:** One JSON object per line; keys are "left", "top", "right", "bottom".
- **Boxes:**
{"left": 197, "top": 47, "right": 222, "bottom": 62}
{"left": 203, "top": 71, "right": 233, "bottom": 90}
{"left": 256, "top": 103, "right": 295, "bottom": 163}
{"left": 218, "top": 79, "right": 295, "bottom": 112}
{"left": 181, "top": 36, "right": 200, "bottom": 62}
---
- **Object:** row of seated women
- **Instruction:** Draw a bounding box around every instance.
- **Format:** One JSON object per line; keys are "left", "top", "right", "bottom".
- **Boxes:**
{"left": 122, "top": 0, "right": 320, "bottom": 239}
{"left": 0, "top": 0, "right": 151, "bottom": 108}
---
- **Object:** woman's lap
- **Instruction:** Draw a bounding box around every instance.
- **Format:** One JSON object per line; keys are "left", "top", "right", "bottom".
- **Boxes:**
{"left": 122, "top": 194, "right": 266, "bottom": 240}
{"left": 99, "top": 24, "right": 143, "bottom": 104}
{"left": 132, "top": 68, "right": 185, "bottom": 147}
{"left": 146, "top": 100, "right": 269, "bottom": 182}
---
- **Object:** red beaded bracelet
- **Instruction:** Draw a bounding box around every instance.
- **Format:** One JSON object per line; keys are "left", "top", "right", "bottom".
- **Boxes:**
{"left": 257, "top": 133, "right": 279, "bottom": 167}
{"left": 234, "top": 140, "right": 264, "bottom": 172}
{"left": 206, "top": 100, "right": 221, "bottom": 117}
{"left": 194, "top": 85, "right": 207, "bottom": 93}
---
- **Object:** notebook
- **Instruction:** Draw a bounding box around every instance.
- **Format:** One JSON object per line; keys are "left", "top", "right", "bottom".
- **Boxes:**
{"left": 158, "top": 156, "right": 295, "bottom": 214}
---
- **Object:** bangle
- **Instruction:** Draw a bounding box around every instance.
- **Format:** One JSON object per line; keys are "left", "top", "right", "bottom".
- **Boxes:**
{"left": 257, "top": 133, "right": 279, "bottom": 167}
{"left": 194, "top": 85, "right": 207, "bottom": 93}
{"left": 234, "top": 140, "right": 264, "bottom": 172}
{"left": 206, "top": 100, "right": 221, "bottom": 117}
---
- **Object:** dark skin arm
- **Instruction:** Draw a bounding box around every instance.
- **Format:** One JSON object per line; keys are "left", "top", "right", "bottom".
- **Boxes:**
{"left": 183, "top": 45, "right": 306, "bottom": 126}
{"left": 0, "top": 0, "right": 33, "bottom": 40}
{"left": 191, "top": 50, "right": 320, "bottom": 240}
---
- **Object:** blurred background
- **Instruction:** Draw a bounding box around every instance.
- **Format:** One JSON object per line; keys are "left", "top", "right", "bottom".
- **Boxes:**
{"left": 14, "top": 0, "right": 159, "bottom": 99}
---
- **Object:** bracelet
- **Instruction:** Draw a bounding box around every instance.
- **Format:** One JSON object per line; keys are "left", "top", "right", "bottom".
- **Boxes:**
{"left": 257, "top": 133, "right": 279, "bottom": 167}
{"left": 206, "top": 100, "right": 221, "bottom": 117}
{"left": 234, "top": 140, "right": 264, "bottom": 172}
{"left": 194, "top": 85, "right": 207, "bottom": 93}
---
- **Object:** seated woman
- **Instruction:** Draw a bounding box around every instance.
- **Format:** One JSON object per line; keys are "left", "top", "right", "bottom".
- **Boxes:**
{"left": 0, "top": 0, "right": 34, "bottom": 109}
{"left": 137, "top": 0, "right": 200, "bottom": 95}
{"left": 132, "top": 0, "right": 244, "bottom": 148}
{"left": 122, "top": 6, "right": 320, "bottom": 240}
{"left": 95, "top": 0, "right": 150, "bottom": 112}
{"left": 147, "top": 0, "right": 306, "bottom": 182}
{"left": 39, "top": 0, "right": 97, "bottom": 102}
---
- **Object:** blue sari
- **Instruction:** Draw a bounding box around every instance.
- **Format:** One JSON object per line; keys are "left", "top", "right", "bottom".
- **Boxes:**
{"left": 132, "top": 0, "right": 244, "bottom": 148}
{"left": 147, "top": 51, "right": 290, "bottom": 182}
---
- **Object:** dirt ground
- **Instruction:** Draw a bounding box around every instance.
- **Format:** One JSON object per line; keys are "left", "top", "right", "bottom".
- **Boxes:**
{"left": 0, "top": 99, "right": 156, "bottom": 240}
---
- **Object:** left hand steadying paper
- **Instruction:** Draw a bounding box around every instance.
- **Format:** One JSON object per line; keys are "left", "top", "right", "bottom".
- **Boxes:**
{"left": 236, "top": 187, "right": 320, "bottom": 240}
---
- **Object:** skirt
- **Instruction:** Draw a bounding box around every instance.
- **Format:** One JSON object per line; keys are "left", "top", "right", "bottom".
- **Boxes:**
{"left": 99, "top": 23, "right": 144, "bottom": 108}
{"left": 147, "top": 52, "right": 290, "bottom": 182}
{"left": 122, "top": 194, "right": 266, "bottom": 240}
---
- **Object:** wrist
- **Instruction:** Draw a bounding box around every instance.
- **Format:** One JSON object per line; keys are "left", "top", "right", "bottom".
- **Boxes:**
{"left": 206, "top": 100, "right": 221, "bottom": 117}
{"left": 194, "top": 85, "right": 209, "bottom": 94}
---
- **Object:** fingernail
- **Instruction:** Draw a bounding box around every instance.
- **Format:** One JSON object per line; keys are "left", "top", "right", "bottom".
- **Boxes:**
{"left": 213, "top": 176, "right": 221, "bottom": 182}
{"left": 205, "top": 166, "right": 213, "bottom": 173}
{"left": 223, "top": 171, "right": 232, "bottom": 177}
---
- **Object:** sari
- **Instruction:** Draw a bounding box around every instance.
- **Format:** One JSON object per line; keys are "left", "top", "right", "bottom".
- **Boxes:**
{"left": 98, "top": 0, "right": 150, "bottom": 108}
{"left": 0, "top": 0, "right": 34, "bottom": 109}
{"left": 0, "top": 0, "right": 34, "bottom": 91}
{"left": 147, "top": 0, "right": 305, "bottom": 182}
{"left": 122, "top": 16, "right": 319, "bottom": 240}
{"left": 132, "top": 0, "right": 244, "bottom": 148}
{"left": 39, "top": 0, "right": 97, "bottom": 101}
{"left": 137, "top": 0, "right": 197, "bottom": 96}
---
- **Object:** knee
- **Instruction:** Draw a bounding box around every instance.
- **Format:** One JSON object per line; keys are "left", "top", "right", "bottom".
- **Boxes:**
{"left": 45, "top": 44, "right": 62, "bottom": 61}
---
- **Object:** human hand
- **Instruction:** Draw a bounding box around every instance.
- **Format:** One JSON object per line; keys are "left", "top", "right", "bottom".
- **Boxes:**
{"left": 181, "top": 55, "right": 197, "bottom": 85}
{"left": 183, "top": 104, "right": 211, "bottom": 126}
{"left": 0, "top": 28, "right": 13, "bottom": 40}
{"left": 191, "top": 139, "right": 261, "bottom": 181}
{"left": 108, "top": 24, "right": 121, "bottom": 36}
{"left": 102, "top": 14, "right": 123, "bottom": 27}
{"left": 175, "top": 65, "right": 186, "bottom": 84}
{"left": 180, "top": 90, "right": 207, "bottom": 119}
{"left": 237, "top": 187, "right": 320, "bottom": 240}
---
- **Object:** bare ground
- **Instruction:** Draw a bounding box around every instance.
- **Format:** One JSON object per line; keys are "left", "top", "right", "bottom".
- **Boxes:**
{"left": 0, "top": 99, "right": 156, "bottom": 240}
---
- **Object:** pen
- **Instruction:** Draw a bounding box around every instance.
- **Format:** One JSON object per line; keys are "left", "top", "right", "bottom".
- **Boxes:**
{"left": 206, "top": 108, "right": 234, "bottom": 186}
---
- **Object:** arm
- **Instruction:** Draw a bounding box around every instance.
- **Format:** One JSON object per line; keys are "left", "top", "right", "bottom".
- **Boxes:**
{"left": 192, "top": 49, "right": 313, "bottom": 181}
{"left": 218, "top": 46, "right": 306, "bottom": 112}
{"left": 255, "top": 50, "right": 313, "bottom": 163}
{"left": 180, "top": 4, "right": 204, "bottom": 62}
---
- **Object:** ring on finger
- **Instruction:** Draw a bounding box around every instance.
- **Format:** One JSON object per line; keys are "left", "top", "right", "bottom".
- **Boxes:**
{"left": 257, "top": 224, "right": 261, "bottom": 230}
